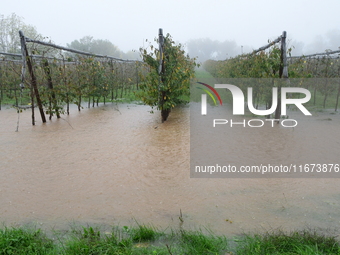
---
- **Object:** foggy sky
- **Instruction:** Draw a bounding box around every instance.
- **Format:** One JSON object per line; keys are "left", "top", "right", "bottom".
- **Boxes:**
{"left": 2, "top": 0, "right": 340, "bottom": 57}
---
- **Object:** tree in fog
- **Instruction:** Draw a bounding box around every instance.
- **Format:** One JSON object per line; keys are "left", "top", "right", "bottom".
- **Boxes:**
{"left": 0, "top": 13, "right": 42, "bottom": 53}
{"left": 187, "top": 38, "right": 218, "bottom": 62}
{"left": 304, "top": 29, "right": 340, "bottom": 54}
{"left": 67, "top": 36, "right": 123, "bottom": 58}
{"left": 187, "top": 38, "right": 239, "bottom": 63}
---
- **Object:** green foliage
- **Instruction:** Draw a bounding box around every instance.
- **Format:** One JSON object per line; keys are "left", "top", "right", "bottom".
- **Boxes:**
{"left": 64, "top": 226, "right": 131, "bottom": 255}
{"left": 130, "top": 224, "right": 158, "bottom": 242}
{"left": 61, "top": 225, "right": 229, "bottom": 255}
{"left": 0, "top": 16, "right": 142, "bottom": 115}
{"left": 137, "top": 33, "right": 197, "bottom": 121}
{"left": 180, "top": 229, "right": 228, "bottom": 254}
{"left": 203, "top": 42, "right": 340, "bottom": 111}
{"left": 0, "top": 227, "right": 55, "bottom": 254}
{"left": 236, "top": 230, "right": 340, "bottom": 255}
{"left": 204, "top": 45, "right": 282, "bottom": 79}
{"left": 203, "top": 45, "right": 285, "bottom": 111}
{"left": 204, "top": 45, "right": 340, "bottom": 80}
{"left": 0, "top": 13, "right": 43, "bottom": 54}
{"left": 288, "top": 55, "right": 340, "bottom": 78}
{"left": 1, "top": 225, "right": 340, "bottom": 254}
{"left": 0, "top": 52, "right": 140, "bottom": 116}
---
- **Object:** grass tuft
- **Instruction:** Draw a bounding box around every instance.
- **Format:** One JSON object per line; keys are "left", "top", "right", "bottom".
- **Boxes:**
{"left": 236, "top": 230, "right": 340, "bottom": 255}
{"left": 179, "top": 229, "right": 228, "bottom": 254}
{"left": 130, "top": 224, "right": 158, "bottom": 242}
{"left": 64, "top": 226, "right": 133, "bottom": 255}
{"left": 0, "top": 224, "right": 339, "bottom": 254}
{"left": 0, "top": 227, "right": 55, "bottom": 255}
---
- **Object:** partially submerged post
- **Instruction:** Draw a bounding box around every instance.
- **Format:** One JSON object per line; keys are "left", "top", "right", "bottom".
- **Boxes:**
{"left": 274, "top": 31, "right": 288, "bottom": 120}
{"left": 42, "top": 59, "right": 60, "bottom": 119}
{"left": 19, "top": 30, "right": 46, "bottom": 124}
{"left": 158, "top": 28, "right": 171, "bottom": 122}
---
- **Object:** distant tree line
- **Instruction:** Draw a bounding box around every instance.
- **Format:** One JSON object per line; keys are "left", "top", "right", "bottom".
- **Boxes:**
{"left": 0, "top": 13, "right": 140, "bottom": 60}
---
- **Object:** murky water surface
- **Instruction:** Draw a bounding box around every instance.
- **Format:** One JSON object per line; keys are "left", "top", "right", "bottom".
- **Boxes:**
{"left": 1, "top": 103, "right": 340, "bottom": 236}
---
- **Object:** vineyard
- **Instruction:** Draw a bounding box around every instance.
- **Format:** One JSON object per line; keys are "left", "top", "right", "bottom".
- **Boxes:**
{"left": 203, "top": 31, "right": 340, "bottom": 113}
{"left": 0, "top": 31, "right": 145, "bottom": 125}
{"left": 1, "top": 29, "right": 339, "bottom": 127}
{"left": 0, "top": 28, "right": 196, "bottom": 126}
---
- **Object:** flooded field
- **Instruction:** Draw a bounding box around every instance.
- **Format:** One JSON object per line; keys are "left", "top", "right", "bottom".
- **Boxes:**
{"left": 0, "top": 103, "right": 340, "bottom": 236}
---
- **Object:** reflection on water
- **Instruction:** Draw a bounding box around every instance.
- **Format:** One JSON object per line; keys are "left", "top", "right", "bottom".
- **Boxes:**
{"left": 0, "top": 103, "right": 340, "bottom": 236}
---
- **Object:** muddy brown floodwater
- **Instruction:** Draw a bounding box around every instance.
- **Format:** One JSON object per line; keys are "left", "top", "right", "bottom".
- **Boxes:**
{"left": 0, "top": 103, "right": 340, "bottom": 236}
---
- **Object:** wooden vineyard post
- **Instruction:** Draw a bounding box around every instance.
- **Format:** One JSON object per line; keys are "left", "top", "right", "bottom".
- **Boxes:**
{"left": 158, "top": 28, "right": 164, "bottom": 76}
{"left": 335, "top": 82, "right": 340, "bottom": 112}
{"left": 275, "top": 31, "right": 288, "bottom": 120}
{"left": 280, "top": 31, "right": 288, "bottom": 79}
{"left": 42, "top": 59, "right": 60, "bottom": 119}
{"left": 334, "top": 55, "right": 340, "bottom": 112}
{"left": 0, "top": 65, "right": 2, "bottom": 111}
{"left": 135, "top": 63, "right": 139, "bottom": 90}
{"left": 19, "top": 30, "right": 34, "bottom": 125}
{"left": 158, "top": 28, "right": 164, "bottom": 108}
{"left": 19, "top": 30, "right": 46, "bottom": 124}
{"left": 158, "top": 28, "right": 170, "bottom": 122}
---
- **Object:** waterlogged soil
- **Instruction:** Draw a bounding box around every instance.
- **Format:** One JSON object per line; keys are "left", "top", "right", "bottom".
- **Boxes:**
{"left": 1, "top": 103, "right": 340, "bottom": 236}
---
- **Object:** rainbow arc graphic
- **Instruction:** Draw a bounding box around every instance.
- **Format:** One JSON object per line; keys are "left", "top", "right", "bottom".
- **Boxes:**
{"left": 196, "top": 82, "right": 223, "bottom": 106}
{"left": 196, "top": 82, "right": 223, "bottom": 115}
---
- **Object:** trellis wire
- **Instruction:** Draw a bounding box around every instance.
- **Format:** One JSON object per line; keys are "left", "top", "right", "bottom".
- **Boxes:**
{"left": 289, "top": 49, "right": 340, "bottom": 59}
